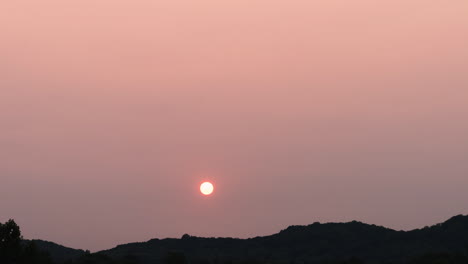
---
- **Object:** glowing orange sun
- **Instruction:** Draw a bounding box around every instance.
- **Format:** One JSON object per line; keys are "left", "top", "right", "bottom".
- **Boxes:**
{"left": 200, "top": 182, "right": 214, "bottom": 195}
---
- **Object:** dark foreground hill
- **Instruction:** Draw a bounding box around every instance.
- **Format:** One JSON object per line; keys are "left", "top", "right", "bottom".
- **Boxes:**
{"left": 4, "top": 215, "right": 467, "bottom": 264}
{"left": 93, "top": 215, "right": 468, "bottom": 264}
{"left": 30, "top": 240, "right": 86, "bottom": 263}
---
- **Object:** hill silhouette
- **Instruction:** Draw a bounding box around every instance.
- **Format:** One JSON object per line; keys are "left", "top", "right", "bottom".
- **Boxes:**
{"left": 96, "top": 215, "right": 468, "bottom": 264}
{"left": 28, "top": 240, "right": 86, "bottom": 263}
{"left": 5, "top": 215, "right": 468, "bottom": 264}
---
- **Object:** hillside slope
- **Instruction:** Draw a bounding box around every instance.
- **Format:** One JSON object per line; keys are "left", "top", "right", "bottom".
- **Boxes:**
{"left": 98, "top": 215, "right": 468, "bottom": 264}
{"left": 31, "top": 240, "right": 86, "bottom": 263}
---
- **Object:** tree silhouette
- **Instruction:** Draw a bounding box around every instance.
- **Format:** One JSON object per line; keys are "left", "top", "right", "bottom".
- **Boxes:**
{"left": 0, "top": 219, "right": 22, "bottom": 263}
{"left": 0, "top": 219, "right": 53, "bottom": 264}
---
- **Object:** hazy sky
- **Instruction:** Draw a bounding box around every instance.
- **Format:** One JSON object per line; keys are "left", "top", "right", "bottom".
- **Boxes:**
{"left": 1, "top": 0, "right": 468, "bottom": 252}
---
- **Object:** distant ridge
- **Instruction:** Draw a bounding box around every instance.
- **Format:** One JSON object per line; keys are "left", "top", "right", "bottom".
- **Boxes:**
{"left": 35, "top": 215, "right": 468, "bottom": 264}
{"left": 26, "top": 239, "right": 86, "bottom": 263}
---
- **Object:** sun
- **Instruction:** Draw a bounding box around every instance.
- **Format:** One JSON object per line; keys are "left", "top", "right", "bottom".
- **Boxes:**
{"left": 200, "top": 182, "right": 214, "bottom": 196}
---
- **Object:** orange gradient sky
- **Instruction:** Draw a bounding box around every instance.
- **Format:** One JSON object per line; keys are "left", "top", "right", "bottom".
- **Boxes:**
{"left": 1, "top": 0, "right": 468, "bottom": 252}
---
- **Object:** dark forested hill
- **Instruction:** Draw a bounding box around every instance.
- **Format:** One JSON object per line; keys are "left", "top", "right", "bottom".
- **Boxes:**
{"left": 95, "top": 215, "right": 468, "bottom": 264}
{"left": 7, "top": 215, "right": 467, "bottom": 264}
{"left": 30, "top": 240, "right": 86, "bottom": 263}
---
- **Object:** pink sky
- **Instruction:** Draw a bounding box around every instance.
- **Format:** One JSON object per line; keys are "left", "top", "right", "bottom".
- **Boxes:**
{"left": 1, "top": 0, "right": 468, "bottom": 252}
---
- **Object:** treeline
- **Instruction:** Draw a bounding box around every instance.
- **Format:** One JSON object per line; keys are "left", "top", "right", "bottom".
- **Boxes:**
{"left": 0, "top": 219, "right": 136, "bottom": 264}
{"left": 2, "top": 219, "right": 468, "bottom": 264}
{"left": 0, "top": 219, "right": 53, "bottom": 264}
